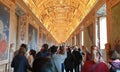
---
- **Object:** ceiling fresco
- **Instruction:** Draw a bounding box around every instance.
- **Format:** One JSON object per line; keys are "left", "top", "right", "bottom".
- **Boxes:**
{"left": 23, "top": 0, "right": 98, "bottom": 43}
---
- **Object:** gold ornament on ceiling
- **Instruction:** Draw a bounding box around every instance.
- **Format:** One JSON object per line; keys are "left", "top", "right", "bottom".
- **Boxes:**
{"left": 23, "top": 0, "right": 98, "bottom": 43}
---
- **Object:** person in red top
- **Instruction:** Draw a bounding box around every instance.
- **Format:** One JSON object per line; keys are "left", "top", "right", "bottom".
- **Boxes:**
{"left": 81, "top": 45, "right": 110, "bottom": 72}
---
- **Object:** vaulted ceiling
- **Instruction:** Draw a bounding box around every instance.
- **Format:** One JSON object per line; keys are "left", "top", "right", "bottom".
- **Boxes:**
{"left": 23, "top": 0, "right": 98, "bottom": 43}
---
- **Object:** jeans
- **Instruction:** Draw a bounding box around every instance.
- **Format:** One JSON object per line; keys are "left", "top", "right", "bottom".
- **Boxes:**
{"left": 62, "top": 63, "right": 65, "bottom": 72}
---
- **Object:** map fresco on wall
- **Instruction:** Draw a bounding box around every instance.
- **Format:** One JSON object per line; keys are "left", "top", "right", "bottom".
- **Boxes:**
{"left": 0, "top": 3, "right": 10, "bottom": 64}
{"left": 28, "top": 24, "right": 38, "bottom": 51}
{"left": 112, "top": 3, "right": 120, "bottom": 41}
{"left": 111, "top": 3, "right": 120, "bottom": 54}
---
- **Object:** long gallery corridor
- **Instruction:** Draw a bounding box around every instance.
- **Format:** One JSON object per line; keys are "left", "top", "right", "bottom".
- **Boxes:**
{"left": 0, "top": 0, "right": 120, "bottom": 72}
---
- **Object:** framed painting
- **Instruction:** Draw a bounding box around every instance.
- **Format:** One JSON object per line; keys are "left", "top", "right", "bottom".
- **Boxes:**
{"left": 28, "top": 24, "right": 38, "bottom": 51}
{"left": 0, "top": 3, "right": 10, "bottom": 64}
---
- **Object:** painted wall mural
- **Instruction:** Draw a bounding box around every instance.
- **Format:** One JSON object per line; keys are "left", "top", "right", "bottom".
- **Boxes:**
{"left": 0, "top": 3, "right": 10, "bottom": 64}
{"left": 111, "top": 3, "right": 120, "bottom": 41}
{"left": 111, "top": 3, "right": 120, "bottom": 54}
{"left": 28, "top": 24, "right": 38, "bottom": 51}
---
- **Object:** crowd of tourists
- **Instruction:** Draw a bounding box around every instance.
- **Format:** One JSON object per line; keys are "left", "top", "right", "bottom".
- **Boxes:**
{"left": 11, "top": 43, "right": 120, "bottom": 72}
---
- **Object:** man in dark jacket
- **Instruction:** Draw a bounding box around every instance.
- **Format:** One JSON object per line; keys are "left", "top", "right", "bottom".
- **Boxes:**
{"left": 11, "top": 44, "right": 31, "bottom": 72}
{"left": 72, "top": 47, "right": 82, "bottom": 72}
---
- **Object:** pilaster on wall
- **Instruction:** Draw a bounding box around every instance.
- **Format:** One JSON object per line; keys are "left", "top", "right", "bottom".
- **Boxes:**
{"left": 106, "top": 0, "right": 112, "bottom": 43}
{"left": 17, "top": 15, "right": 28, "bottom": 47}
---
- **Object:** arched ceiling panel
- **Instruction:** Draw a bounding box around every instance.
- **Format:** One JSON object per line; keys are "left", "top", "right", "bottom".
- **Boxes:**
{"left": 23, "top": 0, "right": 98, "bottom": 43}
